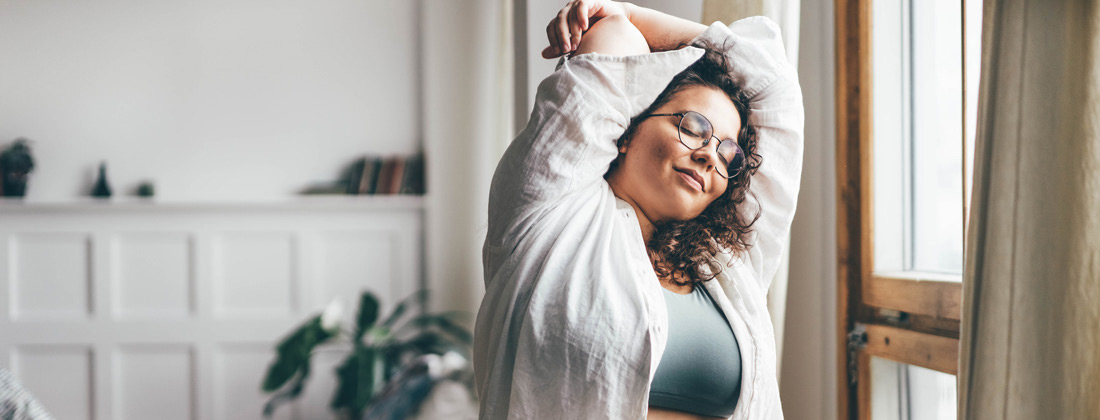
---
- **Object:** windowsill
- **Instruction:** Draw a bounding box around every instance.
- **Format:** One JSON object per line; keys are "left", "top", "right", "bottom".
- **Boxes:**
{"left": 872, "top": 270, "right": 962, "bottom": 284}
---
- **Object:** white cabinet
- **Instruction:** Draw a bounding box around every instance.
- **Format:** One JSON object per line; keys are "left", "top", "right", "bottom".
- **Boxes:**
{"left": 0, "top": 196, "right": 424, "bottom": 420}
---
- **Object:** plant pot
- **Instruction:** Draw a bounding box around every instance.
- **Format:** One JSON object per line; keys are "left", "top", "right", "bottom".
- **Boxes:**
{"left": 1, "top": 170, "right": 29, "bottom": 197}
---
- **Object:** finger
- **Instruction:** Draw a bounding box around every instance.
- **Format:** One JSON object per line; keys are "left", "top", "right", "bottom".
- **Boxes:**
{"left": 545, "top": 21, "right": 561, "bottom": 56}
{"left": 566, "top": 6, "right": 582, "bottom": 50}
{"left": 557, "top": 7, "right": 572, "bottom": 52}
{"left": 578, "top": 2, "right": 590, "bottom": 31}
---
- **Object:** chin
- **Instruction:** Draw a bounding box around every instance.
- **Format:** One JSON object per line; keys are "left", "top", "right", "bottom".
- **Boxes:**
{"left": 667, "top": 203, "right": 707, "bottom": 222}
{"left": 677, "top": 196, "right": 710, "bottom": 220}
{"left": 680, "top": 209, "right": 707, "bottom": 221}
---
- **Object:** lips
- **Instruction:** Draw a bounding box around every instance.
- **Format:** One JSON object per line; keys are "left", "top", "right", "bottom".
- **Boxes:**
{"left": 675, "top": 168, "right": 705, "bottom": 192}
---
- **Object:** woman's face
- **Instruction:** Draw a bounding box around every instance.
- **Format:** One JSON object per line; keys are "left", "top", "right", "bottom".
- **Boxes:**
{"left": 609, "top": 85, "right": 741, "bottom": 223}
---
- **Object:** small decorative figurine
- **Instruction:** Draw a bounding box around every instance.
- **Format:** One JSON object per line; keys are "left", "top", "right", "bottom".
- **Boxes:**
{"left": 136, "top": 181, "right": 155, "bottom": 198}
{"left": 91, "top": 162, "right": 112, "bottom": 198}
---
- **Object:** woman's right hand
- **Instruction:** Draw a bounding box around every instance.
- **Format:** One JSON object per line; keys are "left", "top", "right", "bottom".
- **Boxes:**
{"left": 542, "top": 0, "right": 630, "bottom": 59}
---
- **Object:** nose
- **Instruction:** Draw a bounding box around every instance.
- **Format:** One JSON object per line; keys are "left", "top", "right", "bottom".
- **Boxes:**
{"left": 691, "top": 138, "right": 722, "bottom": 173}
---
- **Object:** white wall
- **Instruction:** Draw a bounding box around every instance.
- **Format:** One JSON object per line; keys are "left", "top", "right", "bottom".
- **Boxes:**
{"left": 420, "top": 0, "right": 512, "bottom": 317}
{"left": 0, "top": 0, "right": 421, "bottom": 201}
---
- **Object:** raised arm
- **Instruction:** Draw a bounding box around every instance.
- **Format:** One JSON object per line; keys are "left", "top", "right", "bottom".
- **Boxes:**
{"left": 621, "top": 3, "right": 708, "bottom": 51}
{"left": 488, "top": 3, "right": 709, "bottom": 249}
{"left": 541, "top": 1, "right": 708, "bottom": 59}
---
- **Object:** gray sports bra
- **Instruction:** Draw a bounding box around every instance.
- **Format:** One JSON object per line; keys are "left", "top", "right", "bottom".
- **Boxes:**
{"left": 648, "top": 284, "right": 742, "bottom": 418}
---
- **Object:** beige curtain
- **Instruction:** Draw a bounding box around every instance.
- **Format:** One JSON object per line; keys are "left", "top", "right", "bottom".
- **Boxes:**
{"left": 959, "top": 0, "right": 1100, "bottom": 418}
{"left": 702, "top": 0, "right": 800, "bottom": 375}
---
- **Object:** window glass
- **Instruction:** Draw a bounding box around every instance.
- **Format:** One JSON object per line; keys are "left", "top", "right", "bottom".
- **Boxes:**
{"left": 870, "top": 356, "right": 958, "bottom": 420}
{"left": 873, "top": 0, "right": 980, "bottom": 276}
{"left": 910, "top": 0, "right": 964, "bottom": 274}
{"left": 872, "top": 0, "right": 910, "bottom": 273}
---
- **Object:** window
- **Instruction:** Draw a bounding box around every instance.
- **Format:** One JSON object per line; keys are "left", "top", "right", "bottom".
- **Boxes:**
{"left": 836, "top": 0, "right": 982, "bottom": 418}
{"left": 870, "top": 357, "right": 958, "bottom": 420}
{"left": 874, "top": 0, "right": 966, "bottom": 276}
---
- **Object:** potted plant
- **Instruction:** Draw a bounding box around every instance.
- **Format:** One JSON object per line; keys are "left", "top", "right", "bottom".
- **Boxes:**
{"left": 261, "top": 290, "right": 474, "bottom": 420}
{"left": 0, "top": 138, "right": 35, "bottom": 197}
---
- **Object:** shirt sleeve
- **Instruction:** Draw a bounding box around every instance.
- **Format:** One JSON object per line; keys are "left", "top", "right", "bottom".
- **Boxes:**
{"left": 486, "top": 48, "right": 703, "bottom": 245}
{"left": 692, "top": 17, "right": 806, "bottom": 291}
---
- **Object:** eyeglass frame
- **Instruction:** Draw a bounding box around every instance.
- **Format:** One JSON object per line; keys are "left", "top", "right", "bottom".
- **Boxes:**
{"left": 642, "top": 111, "right": 746, "bottom": 179}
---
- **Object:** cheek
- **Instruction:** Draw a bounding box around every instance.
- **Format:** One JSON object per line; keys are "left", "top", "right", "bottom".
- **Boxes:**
{"left": 714, "top": 179, "right": 730, "bottom": 198}
{"left": 647, "top": 143, "right": 683, "bottom": 170}
{"left": 625, "top": 140, "right": 676, "bottom": 170}
{"left": 696, "top": 179, "right": 727, "bottom": 211}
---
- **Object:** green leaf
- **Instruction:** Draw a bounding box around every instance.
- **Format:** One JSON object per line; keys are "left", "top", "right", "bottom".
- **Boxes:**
{"left": 382, "top": 347, "right": 401, "bottom": 383}
{"left": 393, "top": 313, "right": 473, "bottom": 346}
{"left": 380, "top": 301, "right": 408, "bottom": 329}
{"left": 330, "top": 352, "right": 358, "bottom": 413}
{"left": 380, "top": 289, "right": 429, "bottom": 328}
{"left": 261, "top": 357, "right": 299, "bottom": 393}
{"left": 262, "top": 361, "right": 311, "bottom": 417}
{"left": 399, "top": 332, "right": 444, "bottom": 354}
{"left": 355, "top": 292, "right": 381, "bottom": 342}
{"left": 355, "top": 347, "right": 378, "bottom": 414}
{"left": 330, "top": 347, "right": 378, "bottom": 420}
{"left": 262, "top": 316, "right": 334, "bottom": 392}
{"left": 433, "top": 316, "right": 474, "bottom": 345}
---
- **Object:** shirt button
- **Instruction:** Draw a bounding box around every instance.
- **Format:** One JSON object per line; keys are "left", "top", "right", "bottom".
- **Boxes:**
{"left": 622, "top": 212, "right": 630, "bottom": 219}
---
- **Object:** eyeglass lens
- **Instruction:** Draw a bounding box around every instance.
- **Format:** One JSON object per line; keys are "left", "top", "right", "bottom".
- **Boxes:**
{"left": 678, "top": 111, "right": 745, "bottom": 178}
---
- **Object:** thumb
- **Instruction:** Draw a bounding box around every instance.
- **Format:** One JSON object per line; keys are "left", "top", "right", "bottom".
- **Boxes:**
{"left": 541, "top": 46, "right": 559, "bottom": 59}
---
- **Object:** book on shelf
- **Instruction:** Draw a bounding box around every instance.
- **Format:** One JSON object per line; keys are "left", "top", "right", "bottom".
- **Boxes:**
{"left": 358, "top": 156, "right": 382, "bottom": 195}
{"left": 373, "top": 157, "right": 395, "bottom": 195}
{"left": 345, "top": 158, "right": 366, "bottom": 195}
{"left": 400, "top": 154, "right": 424, "bottom": 195}
{"left": 387, "top": 158, "right": 406, "bottom": 195}
{"left": 331, "top": 153, "right": 424, "bottom": 196}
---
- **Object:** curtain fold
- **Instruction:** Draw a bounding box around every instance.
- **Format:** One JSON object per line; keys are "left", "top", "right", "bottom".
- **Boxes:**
{"left": 960, "top": 0, "right": 1100, "bottom": 418}
{"left": 702, "top": 0, "right": 801, "bottom": 375}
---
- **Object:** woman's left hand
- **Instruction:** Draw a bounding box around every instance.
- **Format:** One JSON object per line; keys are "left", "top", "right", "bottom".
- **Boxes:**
{"left": 542, "top": 0, "right": 629, "bottom": 58}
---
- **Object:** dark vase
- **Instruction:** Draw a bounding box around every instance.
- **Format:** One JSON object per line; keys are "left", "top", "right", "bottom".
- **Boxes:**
{"left": 92, "top": 163, "right": 112, "bottom": 198}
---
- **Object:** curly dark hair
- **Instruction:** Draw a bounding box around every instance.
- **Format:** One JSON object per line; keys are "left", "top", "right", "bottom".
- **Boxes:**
{"left": 608, "top": 42, "right": 762, "bottom": 288}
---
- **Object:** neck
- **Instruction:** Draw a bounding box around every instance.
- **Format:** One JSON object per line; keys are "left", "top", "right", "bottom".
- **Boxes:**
{"left": 628, "top": 198, "right": 657, "bottom": 244}
{"left": 607, "top": 177, "right": 657, "bottom": 244}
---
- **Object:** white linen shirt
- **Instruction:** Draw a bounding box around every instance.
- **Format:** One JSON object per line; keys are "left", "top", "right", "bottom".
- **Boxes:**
{"left": 474, "top": 17, "right": 804, "bottom": 420}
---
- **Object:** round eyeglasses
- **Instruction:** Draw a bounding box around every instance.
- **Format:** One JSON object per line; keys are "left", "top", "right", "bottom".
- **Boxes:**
{"left": 644, "top": 111, "right": 746, "bottom": 179}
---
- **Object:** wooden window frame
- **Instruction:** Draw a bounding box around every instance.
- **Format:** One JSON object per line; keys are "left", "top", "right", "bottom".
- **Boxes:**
{"left": 835, "top": 0, "right": 970, "bottom": 418}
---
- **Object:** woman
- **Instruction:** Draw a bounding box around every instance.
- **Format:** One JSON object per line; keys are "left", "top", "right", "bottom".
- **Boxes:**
{"left": 473, "top": 1, "right": 803, "bottom": 419}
